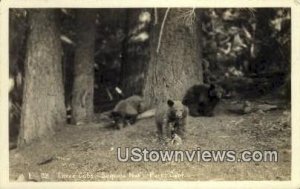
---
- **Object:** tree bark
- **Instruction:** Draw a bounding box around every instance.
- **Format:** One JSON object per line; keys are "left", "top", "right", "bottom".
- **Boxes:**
{"left": 71, "top": 10, "right": 96, "bottom": 124}
{"left": 143, "top": 8, "right": 203, "bottom": 107}
{"left": 18, "top": 10, "right": 66, "bottom": 147}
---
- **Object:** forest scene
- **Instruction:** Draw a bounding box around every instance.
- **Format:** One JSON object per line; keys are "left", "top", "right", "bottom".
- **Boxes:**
{"left": 9, "top": 8, "right": 291, "bottom": 181}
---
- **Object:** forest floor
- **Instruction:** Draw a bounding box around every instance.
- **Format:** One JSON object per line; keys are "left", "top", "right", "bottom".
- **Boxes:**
{"left": 9, "top": 98, "right": 291, "bottom": 181}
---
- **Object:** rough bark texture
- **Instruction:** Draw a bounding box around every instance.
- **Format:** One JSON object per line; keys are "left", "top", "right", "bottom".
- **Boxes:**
{"left": 143, "top": 8, "right": 203, "bottom": 108}
{"left": 120, "top": 9, "right": 149, "bottom": 96}
{"left": 71, "top": 10, "right": 96, "bottom": 124}
{"left": 18, "top": 10, "right": 66, "bottom": 147}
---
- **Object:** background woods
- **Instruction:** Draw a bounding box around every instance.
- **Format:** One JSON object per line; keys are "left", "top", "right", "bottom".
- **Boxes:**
{"left": 8, "top": 8, "right": 291, "bottom": 181}
{"left": 9, "top": 8, "right": 290, "bottom": 148}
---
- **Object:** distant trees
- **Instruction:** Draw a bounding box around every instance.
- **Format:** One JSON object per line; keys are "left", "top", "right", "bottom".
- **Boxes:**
{"left": 71, "top": 10, "right": 97, "bottom": 124}
{"left": 9, "top": 8, "right": 290, "bottom": 147}
{"left": 9, "top": 10, "right": 27, "bottom": 140}
{"left": 120, "top": 9, "right": 151, "bottom": 97}
{"left": 18, "top": 10, "right": 66, "bottom": 147}
{"left": 254, "top": 9, "right": 290, "bottom": 73}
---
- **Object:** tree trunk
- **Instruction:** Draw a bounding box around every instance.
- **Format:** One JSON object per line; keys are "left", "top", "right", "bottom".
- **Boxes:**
{"left": 9, "top": 10, "right": 28, "bottom": 139}
{"left": 120, "top": 9, "right": 150, "bottom": 97}
{"left": 71, "top": 10, "right": 96, "bottom": 124}
{"left": 143, "top": 8, "right": 203, "bottom": 107}
{"left": 18, "top": 10, "right": 66, "bottom": 147}
{"left": 253, "top": 9, "right": 278, "bottom": 73}
{"left": 9, "top": 10, "right": 27, "bottom": 79}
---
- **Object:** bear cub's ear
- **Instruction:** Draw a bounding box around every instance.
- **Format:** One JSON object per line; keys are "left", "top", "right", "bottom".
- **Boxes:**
{"left": 167, "top": 99, "right": 174, "bottom": 107}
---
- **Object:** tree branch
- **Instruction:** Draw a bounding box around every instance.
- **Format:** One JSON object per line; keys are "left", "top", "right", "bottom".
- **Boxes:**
{"left": 156, "top": 8, "right": 170, "bottom": 53}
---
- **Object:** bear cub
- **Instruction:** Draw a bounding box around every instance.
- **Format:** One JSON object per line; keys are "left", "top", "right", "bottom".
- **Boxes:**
{"left": 110, "top": 95, "right": 144, "bottom": 129}
{"left": 182, "top": 84, "right": 223, "bottom": 117}
{"left": 155, "top": 99, "right": 188, "bottom": 143}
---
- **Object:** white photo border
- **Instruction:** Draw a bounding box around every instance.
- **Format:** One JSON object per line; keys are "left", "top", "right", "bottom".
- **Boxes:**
{"left": 1, "top": 0, "right": 299, "bottom": 188}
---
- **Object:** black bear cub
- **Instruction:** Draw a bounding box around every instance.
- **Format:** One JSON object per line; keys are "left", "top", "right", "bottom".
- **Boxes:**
{"left": 110, "top": 95, "right": 144, "bottom": 129}
{"left": 155, "top": 99, "right": 188, "bottom": 143}
{"left": 182, "top": 84, "right": 223, "bottom": 117}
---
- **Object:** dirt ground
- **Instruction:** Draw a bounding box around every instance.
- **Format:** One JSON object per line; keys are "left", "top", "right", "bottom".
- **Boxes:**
{"left": 9, "top": 98, "right": 291, "bottom": 181}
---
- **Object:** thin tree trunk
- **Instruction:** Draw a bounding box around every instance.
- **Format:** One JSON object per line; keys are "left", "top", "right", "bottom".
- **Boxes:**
{"left": 9, "top": 10, "right": 28, "bottom": 139}
{"left": 71, "top": 10, "right": 96, "bottom": 124}
{"left": 18, "top": 10, "right": 66, "bottom": 147}
{"left": 143, "top": 8, "right": 203, "bottom": 107}
{"left": 253, "top": 9, "right": 277, "bottom": 73}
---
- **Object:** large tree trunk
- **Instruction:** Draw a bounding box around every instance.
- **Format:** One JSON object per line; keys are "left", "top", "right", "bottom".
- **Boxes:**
{"left": 71, "top": 10, "right": 96, "bottom": 124}
{"left": 143, "top": 8, "right": 203, "bottom": 107}
{"left": 120, "top": 9, "right": 150, "bottom": 97}
{"left": 18, "top": 10, "right": 66, "bottom": 147}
